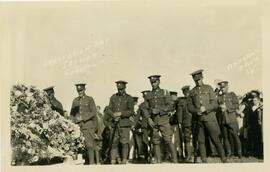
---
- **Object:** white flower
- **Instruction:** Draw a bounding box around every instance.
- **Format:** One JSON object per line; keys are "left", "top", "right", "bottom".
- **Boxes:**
{"left": 14, "top": 90, "right": 22, "bottom": 97}
{"left": 27, "top": 148, "right": 34, "bottom": 155}
{"left": 43, "top": 123, "right": 49, "bottom": 129}
{"left": 29, "top": 122, "right": 35, "bottom": 128}
{"left": 31, "top": 155, "right": 39, "bottom": 162}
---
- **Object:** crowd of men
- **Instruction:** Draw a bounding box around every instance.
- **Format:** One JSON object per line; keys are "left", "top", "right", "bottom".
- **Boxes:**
{"left": 43, "top": 69, "right": 263, "bottom": 164}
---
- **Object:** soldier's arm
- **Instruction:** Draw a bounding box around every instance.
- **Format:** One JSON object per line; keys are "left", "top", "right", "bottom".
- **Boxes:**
{"left": 83, "top": 97, "right": 97, "bottom": 121}
{"left": 121, "top": 96, "right": 135, "bottom": 118}
{"left": 70, "top": 100, "right": 76, "bottom": 116}
{"left": 187, "top": 93, "right": 199, "bottom": 114}
{"left": 159, "top": 90, "right": 174, "bottom": 114}
{"left": 55, "top": 100, "right": 64, "bottom": 116}
{"left": 227, "top": 92, "right": 239, "bottom": 113}
{"left": 105, "top": 96, "right": 114, "bottom": 116}
{"left": 205, "top": 86, "right": 218, "bottom": 113}
{"left": 141, "top": 101, "right": 151, "bottom": 119}
{"left": 103, "top": 112, "right": 112, "bottom": 128}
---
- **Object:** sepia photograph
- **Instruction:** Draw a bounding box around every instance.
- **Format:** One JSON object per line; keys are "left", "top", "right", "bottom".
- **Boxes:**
{"left": 1, "top": 0, "right": 268, "bottom": 171}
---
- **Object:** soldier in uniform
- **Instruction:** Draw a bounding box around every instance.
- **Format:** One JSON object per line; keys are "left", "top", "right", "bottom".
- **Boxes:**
{"left": 105, "top": 80, "right": 135, "bottom": 164}
{"left": 131, "top": 97, "right": 145, "bottom": 161}
{"left": 176, "top": 85, "right": 193, "bottom": 162}
{"left": 216, "top": 81, "right": 242, "bottom": 158}
{"left": 169, "top": 91, "right": 183, "bottom": 162}
{"left": 187, "top": 70, "right": 227, "bottom": 163}
{"left": 133, "top": 94, "right": 152, "bottom": 163}
{"left": 43, "top": 86, "right": 64, "bottom": 116}
{"left": 70, "top": 83, "right": 99, "bottom": 164}
{"left": 143, "top": 75, "right": 178, "bottom": 163}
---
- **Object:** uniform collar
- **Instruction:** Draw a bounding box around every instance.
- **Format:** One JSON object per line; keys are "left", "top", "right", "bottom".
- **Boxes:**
{"left": 117, "top": 92, "right": 126, "bottom": 96}
{"left": 79, "top": 95, "right": 86, "bottom": 100}
{"left": 153, "top": 87, "right": 161, "bottom": 92}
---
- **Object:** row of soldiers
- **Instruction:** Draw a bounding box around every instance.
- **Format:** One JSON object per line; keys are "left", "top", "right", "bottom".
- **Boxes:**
{"left": 43, "top": 69, "right": 263, "bottom": 164}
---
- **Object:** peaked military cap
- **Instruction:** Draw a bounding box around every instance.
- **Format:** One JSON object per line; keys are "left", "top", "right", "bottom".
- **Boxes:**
{"left": 181, "top": 85, "right": 190, "bottom": 91}
{"left": 148, "top": 75, "right": 161, "bottom": 83}
{"left": 169, "top": 91, "right": 178, "bottom": 96}
{"left": 141, "top": 90, "right": 150, "bottom": 96}
{"left": 190, "top": 69, "right": 203, "bottom": 81}
{"left": 133, "top": 97, "right": 139, "bottom": 102}
{"left": 218, "top": 81, "right": 229, "bottom": 88}
{"left": 43, "top": 86, "right": 54, "bottom": 93}
{"left": 75, "top": 83, "right": 86, "bottom": 91}
{"left": 115, "top": 80, "right": 128, "bottom": 89}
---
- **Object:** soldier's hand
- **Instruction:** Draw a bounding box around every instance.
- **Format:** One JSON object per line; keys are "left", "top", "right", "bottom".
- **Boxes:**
{"left": 148, "top": 118, "right": 155, "bottom": 128}
{"left": 76, "top": 116, "right": 82, "bottom": 122}
{"left": 220, "top": 104, "right": 227, "bottom": 111}
{"left": 152, "top": 108, "right": 160, "bottom": 115}
{"left": 200, "top": 106, "right": 206, "bottom": 113}
{"left": 178, "top": 123, "right": 182, "bottom": 129}
{"left": 114, "top": 116, "right": 120, "bottom": 122}
{"left": 197, "top": 112, "right": 203, "bottom": 116}
{"left": 113, "top": 112, "right": 122, "bottom": 118}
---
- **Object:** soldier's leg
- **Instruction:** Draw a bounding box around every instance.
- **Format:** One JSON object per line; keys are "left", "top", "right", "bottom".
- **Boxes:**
{"left": 135, "top": 133, "right": 143, "bottom": 157}
{"left": 160, "top": 123, "right": 178, "bottom": 163}
{"left": 197, "top": 123, "right": 207, "bottom": 163}
{"left": 229, "top": 123, "right": 242, "bottom": 158}
{"left": 110, "top": 128, "right": 120, "bottom": 164}
{"left": 205, "top": 121, "right": 226, "bottom": 162}
{"left": 183, "top": 127, "right": 192, "bottom": 162}
{"left": 82, "top": 129, "right": 96, "bottom": 164}
{"left": 152, "top": 127, "right": 162, "bottom": 163}
{"left": 221, "top": 124, "right": 231, "bottom": 157}
{"left": 120, "top": 127, "right": 131, "bottom": 164}
{"left": 142, "top": 128, "right": 150, "bottom": 162}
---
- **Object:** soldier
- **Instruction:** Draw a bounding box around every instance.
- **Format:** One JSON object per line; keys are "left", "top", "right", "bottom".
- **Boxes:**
{"left": 70, "top": 83, "right": 99, "bottom": 164}
{"left": 43, "top": 86, "right": 64, "bottom": 116}
{"left": 218, "top": 81, "right": 242, "bottom": 158}
{"left": 176, "top": 85, "right": 193, "bottom": 162}
{"left": 187, "top": 70, "right": 227, "bottom": 163}
{"left": 105, "top": 80, "right": 135, "bottom": 164}
{"left": 130, "top": 97, "right": 144, "bottom": 161}
{"left": 216, "top": 81, "right": 242, "bottom": 159}
{"left": 95, "top": 106, "right": 104, "bottom": 164}
{"left": 139, "top": 91, "right": 152, "bottom": 162}
{"left": 143, "top": 75, "right": 178, "bottom": 163}
{"left": 169, "top": 91, "right": 183, "bottom": 162}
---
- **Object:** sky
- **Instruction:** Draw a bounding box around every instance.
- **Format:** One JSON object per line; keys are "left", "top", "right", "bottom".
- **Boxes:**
{"left": 4, "top": 1, "right": 262, "bottom": 112}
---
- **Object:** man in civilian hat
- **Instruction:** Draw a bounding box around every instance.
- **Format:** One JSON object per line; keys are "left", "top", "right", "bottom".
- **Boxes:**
{"left": 187, "top": 70, "right": 227, "bottom": 163}
{"left": 143, "top": 75, "right": 178, "bottom": 163}
{"left": 70, "top": 83, "right": 99, "bottom": 164}
{"left": 216, "top": 81, "right": 242, "bottom": 159}
{"left": 176, "top": 85, "right": 193, "bottom": 162}
{"left": 105, "top": 80, "right": 135, "bottom": 164}
{"left": 43, "top": 86, "right": 64, "bottom": 116}
{"left": 248, "top": 90, "right": 263, "bottom": 159}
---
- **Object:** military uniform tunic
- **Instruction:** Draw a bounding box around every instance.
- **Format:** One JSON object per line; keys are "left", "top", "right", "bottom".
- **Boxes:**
{"left": 70, "top": 95, "right": 98, "bottom": 148}
{"left": 49, "top": 97, "right": 64, "bottom": 116}
{"left": 188, "top": 84, "right": 226, "bottom": 161}
{"left": 106, "top": 92, "right": 134, "bottom": 144}
{"left": 217, "top": 92, "right": 242, "bottom": 156}
{"left": 144, "top": 88, "right": 174, "bottom": 145}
